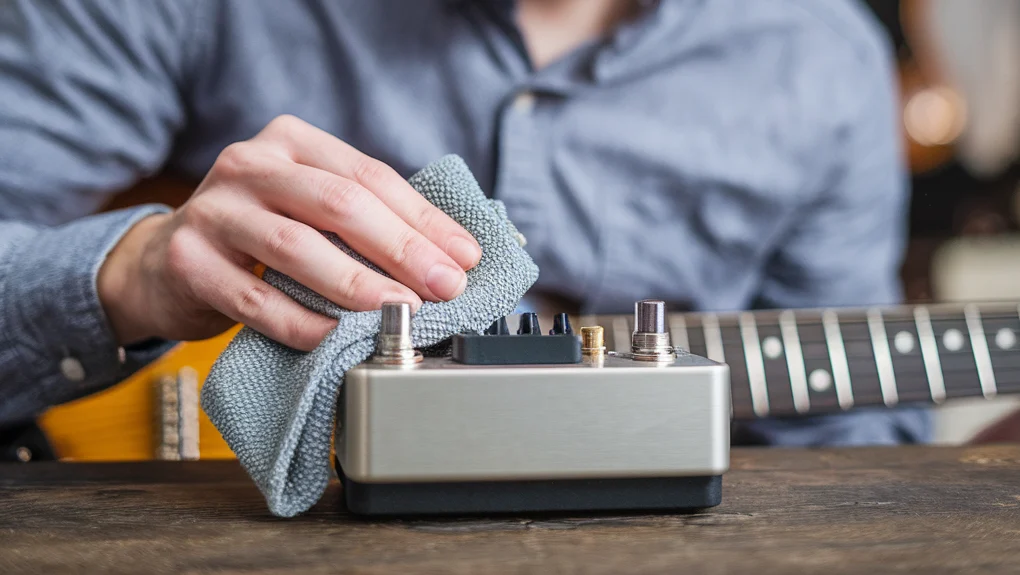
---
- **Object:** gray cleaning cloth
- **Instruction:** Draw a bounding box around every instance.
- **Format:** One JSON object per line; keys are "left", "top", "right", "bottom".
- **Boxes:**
{"left": 201, "top": 155, "right": 539, "bottom": 517}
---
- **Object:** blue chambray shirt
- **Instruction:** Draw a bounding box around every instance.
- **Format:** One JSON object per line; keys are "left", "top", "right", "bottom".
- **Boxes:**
{"left": 0, "top": 0, "right": 930, "bottom": 443}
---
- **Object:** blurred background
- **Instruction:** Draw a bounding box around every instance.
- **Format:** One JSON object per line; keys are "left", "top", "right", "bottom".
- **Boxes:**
{"left": 28, "top": 0, "right": 1020, "bottom": 462}
{"left": 864, "top": 0, "right": 1020, "bottom": 440}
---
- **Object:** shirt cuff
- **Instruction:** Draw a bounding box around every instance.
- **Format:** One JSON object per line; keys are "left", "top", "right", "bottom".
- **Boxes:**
{"left": 4, "top": 205, "right": 176, "bottom": 414}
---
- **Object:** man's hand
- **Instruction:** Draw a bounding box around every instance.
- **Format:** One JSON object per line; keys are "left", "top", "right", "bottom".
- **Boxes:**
{"left": 97, "top": 115, "right": 481, "bottom": 351}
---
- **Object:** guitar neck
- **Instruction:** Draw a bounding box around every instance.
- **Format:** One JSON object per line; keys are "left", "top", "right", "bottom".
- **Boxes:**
{"left": 589, "top": 302, "right": 1020, "bottom": 419}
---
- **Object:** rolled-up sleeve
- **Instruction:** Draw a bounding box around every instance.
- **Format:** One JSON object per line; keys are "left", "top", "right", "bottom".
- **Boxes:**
{"left": 0, "top": 208, "right": 174, "bottom": 425}
{"left": 0, "top": 0, "right": 212, "bottom": 424}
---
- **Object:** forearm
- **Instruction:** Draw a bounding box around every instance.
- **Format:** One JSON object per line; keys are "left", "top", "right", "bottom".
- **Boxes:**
{"left": 0, "top": 0, "right": 216, "bottom": 425}
{"left": 0, "top": 206, "right": 175, "bottom": 426}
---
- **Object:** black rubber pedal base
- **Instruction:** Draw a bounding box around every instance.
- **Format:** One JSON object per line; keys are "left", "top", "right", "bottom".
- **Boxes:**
{"left": 339, "top": 468, "right": 723, "bottom": 516}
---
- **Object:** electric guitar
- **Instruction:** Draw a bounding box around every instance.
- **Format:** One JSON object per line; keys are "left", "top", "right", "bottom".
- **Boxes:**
{"left": 39, "top": 302, "right": 1020, "bottom": 460}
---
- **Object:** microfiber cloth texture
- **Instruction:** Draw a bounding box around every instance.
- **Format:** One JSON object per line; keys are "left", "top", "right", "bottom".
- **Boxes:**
{"left": 201, "top": 155, "right": 539, "bottom": 517}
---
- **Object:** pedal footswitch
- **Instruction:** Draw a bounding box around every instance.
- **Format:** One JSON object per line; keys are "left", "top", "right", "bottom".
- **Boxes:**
{"left": 335, "top": 300, "right": 730, "bottom": 516}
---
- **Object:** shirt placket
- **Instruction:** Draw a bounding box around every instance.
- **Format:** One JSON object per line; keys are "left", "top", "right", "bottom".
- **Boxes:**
{"left": 493, "top": 87, "right": 546, "bottom": 259}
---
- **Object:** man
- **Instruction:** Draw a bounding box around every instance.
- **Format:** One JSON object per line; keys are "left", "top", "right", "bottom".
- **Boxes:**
{"left": 0, "top": 0, "right": 929, "bottom": 445}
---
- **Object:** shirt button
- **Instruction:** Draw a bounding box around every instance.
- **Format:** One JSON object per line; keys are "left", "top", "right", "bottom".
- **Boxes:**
{"left": 512, "top": 91, "right": 535, "bottom": 113}
{"left": 60, "top": 357, "right": 86, "bottom": 382}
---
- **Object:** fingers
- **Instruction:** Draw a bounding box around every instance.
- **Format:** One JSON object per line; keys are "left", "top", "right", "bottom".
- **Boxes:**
{"left": 174, "top": 231, "right": 337, "bottom": 351}
{"left": 206, "top": 196, "right": 425, "bottom": 311}
{"left": 239, "top": 157, "right": 468, "bottom": 302}
{"left": 257, "top": 115, "right": 482, "bottom": 270}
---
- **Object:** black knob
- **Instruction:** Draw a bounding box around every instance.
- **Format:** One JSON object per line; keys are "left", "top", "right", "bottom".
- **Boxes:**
{"left": 550, "top": 313, "right": 573, "bottom": 335}
{"left": 517, "top": 313, "right": 541, "bottom": 335}
{"left": 485, "top": 317, "right": 510, "bottom": 335}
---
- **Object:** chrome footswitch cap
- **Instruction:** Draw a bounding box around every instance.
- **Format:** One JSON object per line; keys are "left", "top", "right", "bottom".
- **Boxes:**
{"left": 372, "top": 302, "right": 423, "bottom": 365}
{"left": 629, "top": 300, "right": 676, "bottom": 362}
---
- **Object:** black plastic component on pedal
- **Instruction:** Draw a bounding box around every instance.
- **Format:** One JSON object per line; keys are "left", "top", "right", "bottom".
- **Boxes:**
{"left": 485, "top": 317, "right": 510, "bottom": 335}
{"left": 517, "top": 312, "right": 541, "bottom": 335}
{"left": 453, "top": 314, "right": 582, "bottom": 365}
{"left": 550, "top": 312, "right": 573, "bottom": 335}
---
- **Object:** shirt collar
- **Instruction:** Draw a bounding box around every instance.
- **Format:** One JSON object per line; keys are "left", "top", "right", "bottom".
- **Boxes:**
{"left": 594, "top": 0, "right": 707, "bottom": 83}
{"left": 444, "top": 0, "right": 701, "bottom": 85}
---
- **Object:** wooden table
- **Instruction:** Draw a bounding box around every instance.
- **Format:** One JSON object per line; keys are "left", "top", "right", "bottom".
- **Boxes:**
{"left": 1, "top": 446, "right": 1019, "bottom": 574}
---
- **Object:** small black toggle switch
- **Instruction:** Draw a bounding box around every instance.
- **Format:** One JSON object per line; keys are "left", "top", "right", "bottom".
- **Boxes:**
{"left": 517, "top": 313, "right": 541, "bottom": 335}
{"left": 550, "top": 313, "right": 573, "bottom": 335}
{"left": 485, "top": 317, "right": 510, "bottom": 335}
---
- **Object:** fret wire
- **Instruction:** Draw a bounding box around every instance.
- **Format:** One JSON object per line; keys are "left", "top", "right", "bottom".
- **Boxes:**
{"left": 611, "top": 316, "right": 629, "bottom": 353}
{"left": 774, "top": 384, "right": 1012, "bottom": 404}
{"left": 702, "top": 313, "right": 724, "bottom": 363}
{"left": 778, "top": 310, "right": 810, "bottom": 414}
{"left": 866, "top": 308, "right": 899, "bottom": 407}
{"left": 822, "top": 310, "right": 854, "bottom": 410}
{"left": 710, "top": 330, "right": 1018, "bottom": 342}
{"left": 687, "top": 312, "right": 1020, "bottom": 327}
{"left": 737, "top": 378, "right": 1020, "bottom": 412}
{"left": 790, "top": 359, "right": 1015, "bottom": 375}
{"left": 823, "top": 375, "right": 1016, "bottom": 398}
{"left": 913, "top": 306, "right": 946, "bottom": 403}
{"left": 591, "top": 306, "right": 1020, "bottom": 406}
{"left": 685, "top": 344, "right": 1020, "bottom": 367}
{"left": 673, "top": 316, "right": 1020, "bottom": 336}
{"left": 964, "top": 305, "right": 997, "bottom": 398}
{"left": 668, "top": 314, "right": 690, "bottom": 352}
{"left": 739, "top": 313, "right": 770, "bottom": 417}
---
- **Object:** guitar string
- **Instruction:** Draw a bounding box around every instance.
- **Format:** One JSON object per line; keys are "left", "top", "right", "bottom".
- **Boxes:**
{"left": 691, "top": 333, "right": 1020, "bottom": 399}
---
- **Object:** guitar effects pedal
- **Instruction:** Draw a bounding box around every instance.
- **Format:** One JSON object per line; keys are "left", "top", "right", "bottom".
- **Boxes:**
{"left": 335, "top": 301, "right": 731, "bottom": 516}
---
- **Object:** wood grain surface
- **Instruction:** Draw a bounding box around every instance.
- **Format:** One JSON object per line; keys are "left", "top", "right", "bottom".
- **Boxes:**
{"left": 1, "top": 445, "right": 1019, "bottom": 574}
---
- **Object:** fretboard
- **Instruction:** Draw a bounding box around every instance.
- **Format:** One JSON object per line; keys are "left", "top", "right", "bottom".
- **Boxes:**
{"left": 586, "top": 302, "right": 1020, "bottom": 419}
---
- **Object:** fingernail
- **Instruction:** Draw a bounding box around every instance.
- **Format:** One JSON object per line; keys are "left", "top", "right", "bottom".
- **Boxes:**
{"left": 446, "top": 236, "right": 482, "bottom": 270}
{"left": 406, "top": 297, "right": 423, "bottom": 313}
{"left": 391, "top": 292, "right": 422, "bottom": 313}
{"left": 426, "top": 263, "right": 467, "bottom": 300}
{"left": 397, "top": 293, "right": 422, "bottom": 311}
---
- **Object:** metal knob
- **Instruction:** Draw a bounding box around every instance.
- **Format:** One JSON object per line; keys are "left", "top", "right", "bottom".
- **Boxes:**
{"left": 635, "top": 300, "right": 666, "bottom": 334}
{"left": 550, "top": 313, "right": 573, "bottom": 335}
{"left": 373, "top": 302, "right": 422, "bottom": 364}
{"left": 630, "top": 300, "right": 675, "bottom": 362}
{"left": 517, "top": 313, "right": 541, "bottom": 335}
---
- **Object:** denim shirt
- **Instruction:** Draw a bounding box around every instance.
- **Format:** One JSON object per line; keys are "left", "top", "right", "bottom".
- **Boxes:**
{"left": 0, "top": 0, "right": 929, "bottom": 442}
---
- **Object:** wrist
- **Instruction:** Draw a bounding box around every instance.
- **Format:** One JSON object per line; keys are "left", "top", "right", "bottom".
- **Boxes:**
{"left": 98, "top": 213, "right": 170, "bottom": 345}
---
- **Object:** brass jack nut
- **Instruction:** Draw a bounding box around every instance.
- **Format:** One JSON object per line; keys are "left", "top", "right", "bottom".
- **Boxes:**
{"left": 580, "top": 326, "right": 607, "bottom": 357}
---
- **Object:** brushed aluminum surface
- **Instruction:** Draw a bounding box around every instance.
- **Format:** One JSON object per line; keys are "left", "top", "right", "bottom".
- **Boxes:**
{"left": 337, "top": 353, "right": 730, "bottom": 483}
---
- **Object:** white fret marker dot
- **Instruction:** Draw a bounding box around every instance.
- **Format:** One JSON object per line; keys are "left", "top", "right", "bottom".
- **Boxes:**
{"left": 893, "top": 331, "right": 915, "bottom": 354}
{"left": 761, "top": 336, "right": 783, "bottom": 359}
{"left": 808, "top": 369, "right": 832, "bottom": 392}
{"left": 995, "top": 328, "right": 1016, "bottom": 350}
{"left": 943, "top": 328, "right": 965, "bottom": 352}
